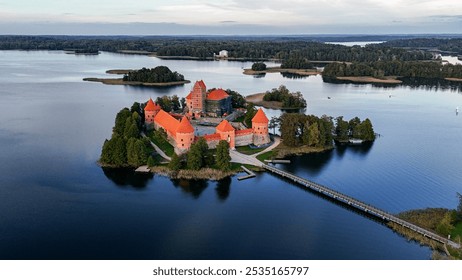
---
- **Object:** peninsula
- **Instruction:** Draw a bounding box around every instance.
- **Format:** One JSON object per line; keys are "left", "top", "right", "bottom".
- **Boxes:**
{"left": 84, "top": 65, "right": 190, "bottom": 87}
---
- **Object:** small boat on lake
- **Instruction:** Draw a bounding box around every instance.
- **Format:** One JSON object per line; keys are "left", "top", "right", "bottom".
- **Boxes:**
{"left": 349, "top": 138, "right": 364, "bottom": 144}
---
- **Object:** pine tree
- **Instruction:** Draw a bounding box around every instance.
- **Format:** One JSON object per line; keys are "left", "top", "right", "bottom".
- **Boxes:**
{"left": 168, "top": 153, "right": 181, "bottom": 171}
{"left": 216, "top": 140, "right": 231, "bottom": 171}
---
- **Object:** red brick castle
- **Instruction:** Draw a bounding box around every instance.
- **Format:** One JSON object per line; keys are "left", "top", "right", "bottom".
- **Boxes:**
{"left": 144, "top": 81, "right": 270, "bottom": 154}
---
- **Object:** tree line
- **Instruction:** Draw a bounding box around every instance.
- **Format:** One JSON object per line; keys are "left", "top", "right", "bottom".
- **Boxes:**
{"left": 380, "top": 38, "right": 462, "bottom": 55}
{"left": 123, "top": 66, "right": 185, "bottom": 83}
{"left": 167, "top": 138, "right": 231, "bottom": 172}
{"left": 100, "top": 104, "right": 152, "bottom": 167}
{"left": 0, "top": 35, "right": 435, "bottom": 62}
{"left": 323, "top": 61, "right": 462, "bottom": 79}
{"left": 263, "top": 85, "right": 307, "bottom": 108}
{"left": 277, "top": 113, "right": 375, "bottom": 148}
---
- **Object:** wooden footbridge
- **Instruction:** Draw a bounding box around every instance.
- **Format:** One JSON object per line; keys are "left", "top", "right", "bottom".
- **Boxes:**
{"left": 262, "top": 164, "right": 461, "bottom": 249}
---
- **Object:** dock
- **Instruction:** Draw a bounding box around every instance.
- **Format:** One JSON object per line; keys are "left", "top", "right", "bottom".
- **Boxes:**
{"left": 135, "top": 165, "right": 151, "bottom": 173}
{"left": 262, "top": 164, "right": 461, "bottom": 249}
{"left": 264, "top": 159, "right": 291, "bottom": 164}
{"left": 237, "top": 166, "right": 256, "bottom": 181}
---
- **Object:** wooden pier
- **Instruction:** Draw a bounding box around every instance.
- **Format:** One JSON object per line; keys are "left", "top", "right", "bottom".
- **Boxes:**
{"left": 262, "top": 164, "right": 461, "bottom": 249}
{"left": 238, "top": 166, "right": 256, "bottom": 181}
{"left": 264, "top": 159, "right": 291, "bottom": 164}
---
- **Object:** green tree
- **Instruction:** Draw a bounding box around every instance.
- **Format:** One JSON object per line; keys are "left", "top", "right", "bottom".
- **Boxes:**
{"left": 251, "top": 62, "right": 267, "bottom": 71}
{"left": 126, "top": 138, "right": 147, "bottom": 167}
{"left": 216, "top": 140, "right": 231, "bottom": 171}
{"left": 113, "top": 108, "right": 131, "bottom": 136}
{"left": 335, "top": 116, "right": 349, "bottom": 141}
{"left": 147, "top": 156, "right": 156, "bottom": 167}
{"left": 124, "top": 117, "right": 140, "bottom": 139}
{"left": 110, "top": 136, "right": 127, "bottom": 166}
{"left": 436, "top": 212, "right": 455, "bottom": 236}
{"left": 187, "top": 144, "right": 203, "bottom": 170}
{"left": 457, "top": 192, "right": 462, "bottom": 221}
{"left": 308, "top": 122, "right": 320, "bottom": 147}
{"left": 269, "top": 116, "right": 280, "bottom": 135}
{"left": 244, "top": 104, "right": 257, "bottom": 128}
{"left": 168, "top": 153, "right": 182, "bottom": 171}
{"left": 349, "top": 117, "right": 361, "bottom": 138}
{"left": 358, "top": 118, "right": 375, "bottom": 141}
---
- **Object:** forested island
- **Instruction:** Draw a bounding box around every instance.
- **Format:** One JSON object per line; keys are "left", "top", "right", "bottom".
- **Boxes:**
{"left": 323, "top": 61, "right": 462, "bottom": 83}
{"left": 99, "top": 102, "right": 248, "bottom": 180}
{"left": 246, "top": 85, "right": 307, "bottom": 109}
{"left": 260, "top": 113, "right": 375, "bottom": 159}
{"left": 84, "top": 65, "right": 190, "bottom": 86}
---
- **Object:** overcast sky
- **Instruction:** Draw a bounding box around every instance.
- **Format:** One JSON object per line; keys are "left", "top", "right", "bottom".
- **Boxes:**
{"left": 0, "top": 0, "right": 461, "bottom": 35}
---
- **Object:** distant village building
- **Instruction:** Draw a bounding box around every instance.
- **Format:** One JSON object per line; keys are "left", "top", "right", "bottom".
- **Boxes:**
{"left": 185, "top": 80, "right": 232, "bottom": 118}
{"left": 214, "top": 50, "right": 229, "bottom": 59}
{"left": 143, "top": 81, "right": 270, "bottom": 154}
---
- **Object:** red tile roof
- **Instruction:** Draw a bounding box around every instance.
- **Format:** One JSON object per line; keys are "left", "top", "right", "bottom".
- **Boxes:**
{"left": 203, "top": 133, "right": 221, "bottom": 141}
{"left": 185, "top": 92, "right": 192, "bottom": 100}
{"left": 252, "top": 108, "right": 269, "bottom": 123}
{"left": 235, "top": 129, "right": 253, "bottom": 135}
{"left": 197, "top": 80, "right": 206, "bottom": 89}
{"left": 154, "top": 109, "right": 179, "bottom": 136}
{"left": 176, "top": 117, "right": 194, "bottom": 134}
{"left": 215, "top": 120, "right": 235, "bottom": 132}
{"left": 207, "top": 89, "right": 229, "bottom": 101}
{"left": 145, "top": 98, "right": 161, "bottom": 111}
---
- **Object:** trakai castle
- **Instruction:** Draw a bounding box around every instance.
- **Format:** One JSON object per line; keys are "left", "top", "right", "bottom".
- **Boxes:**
{"left": 144, "top": 80, "right": 270, "bottom": 154}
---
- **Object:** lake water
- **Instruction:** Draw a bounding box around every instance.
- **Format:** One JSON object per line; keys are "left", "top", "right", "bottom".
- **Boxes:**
{"left": 1, "top": 50, "right": 461, "bottom": 260}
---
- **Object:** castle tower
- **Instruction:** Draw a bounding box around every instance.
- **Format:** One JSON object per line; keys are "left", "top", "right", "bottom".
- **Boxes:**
{"left": 175, "top": 116, "right": 195, "bottom": 153}
{"left": 215, "top": 120, "right": 236, "bottom": 149}
{"left": 251, "top": 108, "right": 270, "bottom": 146}
{"left": 144, "top": 98, "right": 161, "bottom": 128}
{"left": 186, "top": 80, "right": 206, "bottom": 118}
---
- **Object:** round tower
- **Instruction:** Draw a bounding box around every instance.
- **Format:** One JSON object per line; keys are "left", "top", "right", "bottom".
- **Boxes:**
{"left": 175, "top": 117, "right": 195, "bottom": 153}
{"left": 251, "top": 108, "right": 270, "bottom": 146}
{"left": 144, "top": 98, "right": 161, "bottom": 128}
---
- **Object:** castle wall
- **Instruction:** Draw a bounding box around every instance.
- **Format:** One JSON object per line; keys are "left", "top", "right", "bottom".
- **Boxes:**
{"left": 235, "top": 133, "right": 253, "bottom": 147}
{"left": 206, "top": 139, "right": 220, "bottom": 149}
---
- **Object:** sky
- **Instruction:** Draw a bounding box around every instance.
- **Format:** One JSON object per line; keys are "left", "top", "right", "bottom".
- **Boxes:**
{"left": 0, "top": 0, "right": 461, "bottom": 35}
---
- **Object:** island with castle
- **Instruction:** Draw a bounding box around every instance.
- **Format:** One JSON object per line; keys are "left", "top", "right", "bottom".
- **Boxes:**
{"left": 144, "top": 80, "right": 270, "bottom": 155}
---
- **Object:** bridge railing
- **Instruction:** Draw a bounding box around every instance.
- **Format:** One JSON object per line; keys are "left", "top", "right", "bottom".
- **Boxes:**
{"left": 262, "top": 164, "right": 459, "bottom": 248}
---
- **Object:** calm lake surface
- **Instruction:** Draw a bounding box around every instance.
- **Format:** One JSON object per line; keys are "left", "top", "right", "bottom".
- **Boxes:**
{"left": 1, "top": 50, "right": 461, "bottom": 260}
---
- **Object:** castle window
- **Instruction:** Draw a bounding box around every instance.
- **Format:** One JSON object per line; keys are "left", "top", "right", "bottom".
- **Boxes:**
{"left": 181, "top": 139, "right": 183, "bottom": 142}
{"left": 182, "top": 144, "right": 184, "bottom": 147}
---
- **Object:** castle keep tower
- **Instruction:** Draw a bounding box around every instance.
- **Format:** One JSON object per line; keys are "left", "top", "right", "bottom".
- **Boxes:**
{"left": 186, "top": 80, "right": 207, "bottom": 118}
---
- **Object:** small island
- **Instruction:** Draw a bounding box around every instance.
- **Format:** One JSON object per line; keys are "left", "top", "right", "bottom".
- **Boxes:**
{"left": 245, "top": 85, "right": 307, "bottom": 110}
{"left": 244, "top": 62, "right": 321, "bottom": 76}
{"left": 84, "top": 65, "right": 190, "bottom": 87}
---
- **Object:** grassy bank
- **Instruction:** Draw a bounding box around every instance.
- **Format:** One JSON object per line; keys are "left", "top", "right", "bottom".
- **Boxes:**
{"left": 271, "top": 143, "right": 333, "bottom": 158}
{"left": 150, "top": 163, "right": 261, "bottom": 180}
{"left": 336, "top": 76, "right": 402, "bottom": 84}
{"left": 389, "top": 208, "right": 462, "bottom": 259}
{"left": 235, "top": 145, "right": 267, "bottom": 155}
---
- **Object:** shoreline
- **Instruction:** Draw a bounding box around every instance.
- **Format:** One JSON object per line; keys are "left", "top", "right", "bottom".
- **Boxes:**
{"left": 243, "top": 67, "right": 321, "bottom": 76}
{"left": 83, "top": 77, "right": 190, "bottom": 87}
{"left": 245, "top": 92, "right": 305, "bottom": 110}
{"left": 445, "top": 77, "right": 462, "bottom": 82}
{"left": 336, "top": 76, "right": 403, "bottom": 84}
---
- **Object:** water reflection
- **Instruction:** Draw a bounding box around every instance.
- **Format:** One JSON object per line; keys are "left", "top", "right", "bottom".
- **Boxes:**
{"left": 322, "top": 76, "right": 462, "bottom": 92}
{"left": 171, "top": 179, "right": 208, "bottom": 199}
{"left": 280, "top": 72, "right": 308, "bottom": 79}
{"left": 102, "top": 168, "right": 153, "bottom": 189}
{"left": 283, "top": 142, "right": 374, "bottom": 176}
{"left": 215, "top": 177, "right": 232, "bottom": 202}
{"left": 252, "top": 73, "right": 266, "bottom": 78}
{"left": 335, "top": 141, "right": 374, "bottom": 157}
